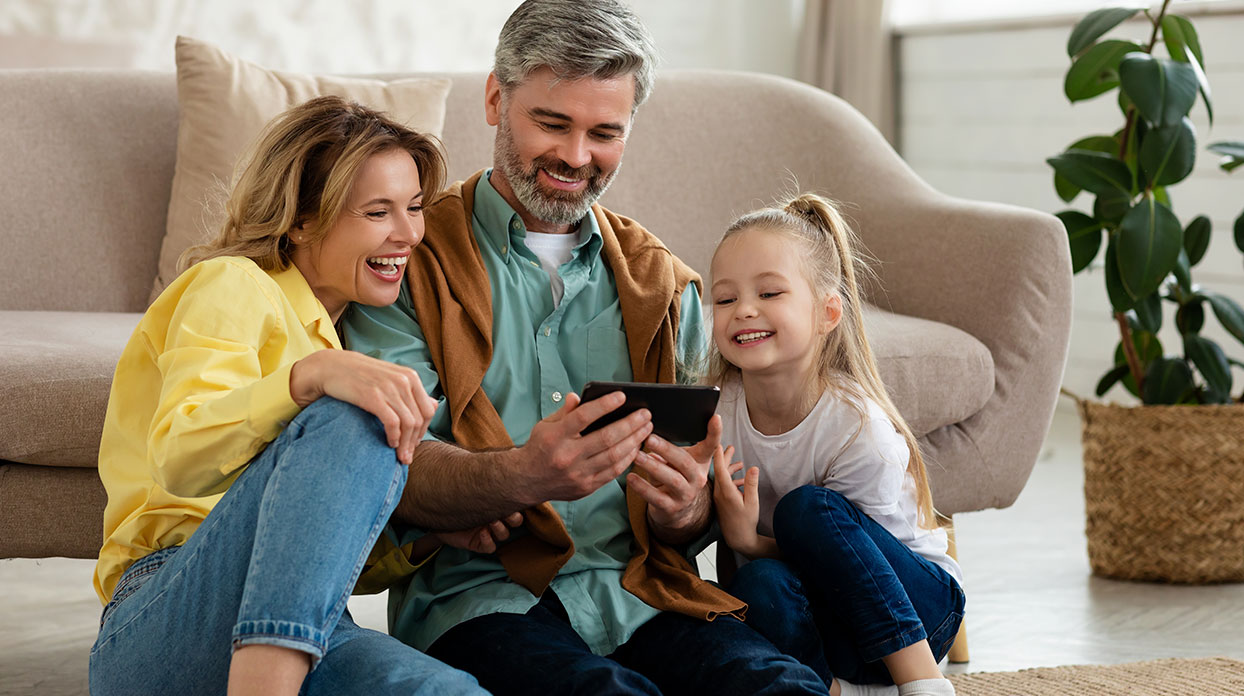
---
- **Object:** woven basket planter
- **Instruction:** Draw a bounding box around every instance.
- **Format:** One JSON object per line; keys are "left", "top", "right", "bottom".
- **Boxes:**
{"left": 1077, "top": 400, "right": 1244, "bottom": 584}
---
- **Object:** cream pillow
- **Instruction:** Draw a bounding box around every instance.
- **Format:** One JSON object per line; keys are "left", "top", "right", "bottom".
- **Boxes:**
{"left": 151, "top": 35, "right": 452, "bottom": 299}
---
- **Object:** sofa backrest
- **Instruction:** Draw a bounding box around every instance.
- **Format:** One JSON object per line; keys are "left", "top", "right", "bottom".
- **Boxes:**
{"left": 0, "top": 69, "right": 926, "bottom": 313}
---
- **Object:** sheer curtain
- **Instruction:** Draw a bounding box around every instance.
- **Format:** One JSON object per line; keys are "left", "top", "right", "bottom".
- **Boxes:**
{"left": 798, "top": 0, "right": 894, "bottom": 143}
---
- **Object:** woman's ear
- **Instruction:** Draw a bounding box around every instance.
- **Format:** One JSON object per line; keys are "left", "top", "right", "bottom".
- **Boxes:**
{"left": 289, "top": 221, "right": 312, "bottom": 245}
{"left": 821, "top": 294, "right": 843, "bottom": 333}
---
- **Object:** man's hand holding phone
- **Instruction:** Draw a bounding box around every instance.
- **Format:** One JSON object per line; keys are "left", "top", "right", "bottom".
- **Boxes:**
{"left": 511, "top": 390, "right": 654, "bottom": 505}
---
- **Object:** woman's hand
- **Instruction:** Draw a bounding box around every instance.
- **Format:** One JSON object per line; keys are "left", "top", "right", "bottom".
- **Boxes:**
{"left": 710, "top": 445, "right": 767, "bottom": 558}
{"left": 432, "top": 512, "right": 525, "bottom": 554}
{"left": 289, "top": 350, "right": 438, "bottom": 464}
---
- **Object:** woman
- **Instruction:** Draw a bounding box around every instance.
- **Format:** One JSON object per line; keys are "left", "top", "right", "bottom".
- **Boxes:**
{"left": 89, "top": 96, "right": 488, "bottom": 696}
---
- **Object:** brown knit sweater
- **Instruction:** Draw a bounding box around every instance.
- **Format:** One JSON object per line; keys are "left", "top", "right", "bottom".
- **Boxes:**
{"left": 403, "top": 170, "right": 745, "bottom": 622}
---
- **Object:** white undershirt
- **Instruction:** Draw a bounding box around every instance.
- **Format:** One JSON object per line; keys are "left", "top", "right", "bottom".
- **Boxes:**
{"left": 524, "top": 230, "right": 581, "bottom": 308}
{"left": 718, "top": 378, "right": 963, "bottom": 585}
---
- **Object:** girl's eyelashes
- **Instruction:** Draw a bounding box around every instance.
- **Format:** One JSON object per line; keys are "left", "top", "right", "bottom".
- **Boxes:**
{"left": 407, "top": 204, "right": 423, "bottom": 214}
{"left": 759, "top": 291, "right": 784, "bottom": 299}
{"left": 714, "top": 297, "right": 737, "bottom": 306}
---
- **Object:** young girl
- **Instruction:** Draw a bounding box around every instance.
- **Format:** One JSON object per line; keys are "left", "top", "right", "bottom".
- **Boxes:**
{"left": 708, "top": 193, "right": 964, "bottom": 696}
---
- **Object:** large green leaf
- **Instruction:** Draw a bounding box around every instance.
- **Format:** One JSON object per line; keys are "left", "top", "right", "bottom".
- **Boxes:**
{"left": 1177, "top": 298, "right": 1205, "bottom": 334}
{"left": 1119, "top": 54, "right": 1199, "bottom": 127}
{"left": 1047, "top": 151, "right": 1133, "bottom": 196}
{"left": 1104, "top": 238, "right": 1136, "bottom": 312}
{"left": 1184, "top": 335, "right": 1232, "bottom": 402}
{"left": 1056, "top": 210, "right": 1104, "bottom": 273}
{"left": 1116, "top": 197, "right": 1183, "bottom": 301}
{"left": 1069, "top": 8, "right": 1143, "bottom": 57}
{"left": 1066, "top": 40, "right": 1145, "bottom": 103}
{"left": 1183, "top": 215, "right": 1212, "bottom": 265}
{"left": 1173, "top": 248, "right": 1192, "bottom": 293}
{"left": 1208, "top": 141, "right": 1244, "bottom": 173}
{"left": 1132, "top": 291, "right": 1163, "bottom": 333}
{"left": 1142, "top": 357, "right": 1195, "bottom": 404}
{"left": 1139, "top": 117, "right": 1197, "bottom": 186}
{"left": 1053, "top": 136, "right": 1119, "bottom": 202}
{"left": 1093, "top": 190, "right": 1131, "bottom": 224}
{"left": 1203, "top": 291, "right": 1244, "bottom": 347}
{"left": 1162, "top": 14, "right": 1213, "bottom": 125}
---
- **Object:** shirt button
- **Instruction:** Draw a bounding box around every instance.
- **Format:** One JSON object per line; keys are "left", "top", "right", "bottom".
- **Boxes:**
{"left": 552, "top": 391, "right": 563, "bottom": 403}
{"left": 501, "top": 244, "right": 508, "bottom": 254}
{"left": 543, "top": 326, "right": 551, "bottom": 336}
{"left": 511, "top": 220, "right": 521, "bottom": 231}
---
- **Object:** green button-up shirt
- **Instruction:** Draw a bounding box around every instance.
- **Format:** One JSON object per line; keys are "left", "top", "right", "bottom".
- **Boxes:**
{"left": 341, "top": 171, "right": 707, "bottom": 655}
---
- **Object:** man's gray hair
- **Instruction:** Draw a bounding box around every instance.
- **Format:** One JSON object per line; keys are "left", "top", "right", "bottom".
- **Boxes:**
{"left": 493, "top": 0, "right": 659, "bottom": 110}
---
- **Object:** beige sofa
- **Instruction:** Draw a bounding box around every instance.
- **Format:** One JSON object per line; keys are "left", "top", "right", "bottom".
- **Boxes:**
{"left": 0, "top": 69, "right": 1072, "bottom": 562}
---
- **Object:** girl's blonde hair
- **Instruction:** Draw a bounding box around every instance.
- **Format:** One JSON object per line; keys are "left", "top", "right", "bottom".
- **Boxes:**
{"left": 708, "top": 192, "right": 938, "bottom": 529}
{"left": 179, "top": 95, "right": 447, "bottom": 272}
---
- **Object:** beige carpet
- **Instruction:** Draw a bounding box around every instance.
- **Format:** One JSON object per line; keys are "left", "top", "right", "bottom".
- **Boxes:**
{"left": 948, "top": 656, "right": 1244, "bottom": 695}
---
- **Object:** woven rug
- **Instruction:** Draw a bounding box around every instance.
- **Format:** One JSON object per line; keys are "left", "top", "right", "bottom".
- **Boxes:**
{"left": 948, "top": 656, "right": 1244, "bottom": 695}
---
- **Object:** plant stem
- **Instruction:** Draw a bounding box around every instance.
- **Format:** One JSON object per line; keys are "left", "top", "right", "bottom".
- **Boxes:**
{"left": 1115, "top": 311, "right": 1145, "bottom": 395}
{"left": 1146, "top": 0, "right": 1170, "bottom": 52}
{"left": 1110, "top": 1, "right": 1169, "bottom": 401}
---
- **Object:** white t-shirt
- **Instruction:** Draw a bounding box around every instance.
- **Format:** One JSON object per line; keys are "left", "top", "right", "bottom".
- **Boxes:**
{"left": 718, "top": 378, "right": 963, "bottom": 585}
{"left": 524, "top": 230, "right": 581, "bottom": 308}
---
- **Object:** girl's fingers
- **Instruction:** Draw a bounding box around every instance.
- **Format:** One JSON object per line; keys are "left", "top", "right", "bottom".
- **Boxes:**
{"left": 743, "top": 466, "right": 761, "bottom": 509}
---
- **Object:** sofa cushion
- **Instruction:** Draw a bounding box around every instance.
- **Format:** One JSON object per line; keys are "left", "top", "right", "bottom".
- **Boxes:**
{"left": 0, "top": 311, "right": 142, "bottom": 468}
{"left": 864, "top": 307, "right": 994, "bottom": 437}
{"left": 150, "top": 36, "right": 453, "bottom": 299}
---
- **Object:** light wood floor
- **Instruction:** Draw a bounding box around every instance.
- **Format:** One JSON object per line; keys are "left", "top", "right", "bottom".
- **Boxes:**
{"left": 3, "top": 404, "right": 1243, "bottom": 694}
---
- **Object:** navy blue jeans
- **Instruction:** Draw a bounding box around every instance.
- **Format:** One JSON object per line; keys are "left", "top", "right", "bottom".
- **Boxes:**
{"left": 427, "top": 590, "right": 829, "bottom": 695}
{"left": 728, "top": 486, "right": 965, "bottom": 688}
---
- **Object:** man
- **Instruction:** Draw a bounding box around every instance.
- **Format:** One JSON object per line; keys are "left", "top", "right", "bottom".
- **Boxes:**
{"left": 343, "top": 2, "right": 827, "bottom": 694}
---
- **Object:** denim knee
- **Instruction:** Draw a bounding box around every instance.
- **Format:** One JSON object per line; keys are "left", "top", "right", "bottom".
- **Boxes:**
{"left": 773, "top": 485, "right": 854, "bottom": 549}
{"left": 731, "top": 558, "right": 803, "bottom": 602}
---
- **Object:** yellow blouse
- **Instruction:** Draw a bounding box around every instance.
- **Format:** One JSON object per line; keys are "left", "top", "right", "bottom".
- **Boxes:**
{"left": 93, "top": 257, "right": 340, "bottom": 604}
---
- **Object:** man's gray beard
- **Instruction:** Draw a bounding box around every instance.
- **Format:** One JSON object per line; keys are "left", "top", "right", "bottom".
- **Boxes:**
{"left": 494, "top": 117, "right": 620, "bottom": 226}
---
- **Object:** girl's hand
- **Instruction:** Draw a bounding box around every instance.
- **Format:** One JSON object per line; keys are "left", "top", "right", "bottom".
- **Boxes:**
{"left": 711, "top": 444, "right": 762, "bottom": 554}
{"left": 289, "top": 349, "right": 438, "bottom": 464}
{"left": 432, "top": 512, "right": 525, "bottom": 554}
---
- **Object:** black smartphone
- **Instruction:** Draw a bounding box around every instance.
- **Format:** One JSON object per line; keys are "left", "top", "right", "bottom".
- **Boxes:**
{"left": 579, "top": 381, "right": 721, "bottom": 445}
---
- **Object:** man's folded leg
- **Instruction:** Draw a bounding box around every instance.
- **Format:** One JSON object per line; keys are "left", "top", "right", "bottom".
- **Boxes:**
{"left": 426, "top": 593, "right": 661, "bottom": 696}
{"left": 610, "top": 610, "right": 831, "bottom": 696}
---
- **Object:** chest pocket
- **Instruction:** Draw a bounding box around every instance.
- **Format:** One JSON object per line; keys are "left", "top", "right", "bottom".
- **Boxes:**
{"left": 584, "top": 326, "right": 631, "bottom": 382}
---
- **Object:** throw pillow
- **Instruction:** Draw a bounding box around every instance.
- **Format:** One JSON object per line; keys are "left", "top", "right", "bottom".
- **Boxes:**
{"left": 150, "top": 35, "right": 451, "bottom": 299}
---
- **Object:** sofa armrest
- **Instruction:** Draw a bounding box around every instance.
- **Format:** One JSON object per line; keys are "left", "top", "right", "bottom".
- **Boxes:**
{"left": 857, "top": 194, "right": 1074, "bottom": 513}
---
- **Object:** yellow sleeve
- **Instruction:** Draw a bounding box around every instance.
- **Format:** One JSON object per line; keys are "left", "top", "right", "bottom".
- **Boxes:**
{"left": 146, "top": 261, "right": 304, "bottom": 498}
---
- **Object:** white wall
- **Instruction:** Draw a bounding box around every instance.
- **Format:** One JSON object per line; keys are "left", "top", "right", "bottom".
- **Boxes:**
{"left": 0, "top": 0, "right": 802, "bottom": 77}
{"left": 896, "top": 8, "right": 1244, "bottom": 402}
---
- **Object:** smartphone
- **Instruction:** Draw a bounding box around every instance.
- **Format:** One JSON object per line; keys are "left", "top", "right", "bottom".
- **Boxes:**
{"left": 579, "top": 381, "right": 721, "bottom": 445}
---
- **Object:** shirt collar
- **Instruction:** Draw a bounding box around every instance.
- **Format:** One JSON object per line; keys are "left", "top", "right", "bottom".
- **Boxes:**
{"left": 270, "top": 263, "right": 342, "bottom": 350}
{"left": 475, "top": 169, "right": 603, "bottom": 264}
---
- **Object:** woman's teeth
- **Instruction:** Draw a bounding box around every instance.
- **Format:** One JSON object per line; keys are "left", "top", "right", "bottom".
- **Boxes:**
{"left": 367, "top": 256, "right": 407, "bottom": 276}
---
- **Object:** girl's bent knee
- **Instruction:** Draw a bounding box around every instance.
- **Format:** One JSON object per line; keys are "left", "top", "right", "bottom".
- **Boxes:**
{"left": 773, "top": 486, "right": 855, "bottom": 548}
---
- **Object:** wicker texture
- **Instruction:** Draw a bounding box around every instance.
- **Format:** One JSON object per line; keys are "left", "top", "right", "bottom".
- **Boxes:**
{"left": 950, "top": 657, "right": 1244, "bottom": 696}
{"left": 1079, "top": 401, "right": 1244, "bottom": 583}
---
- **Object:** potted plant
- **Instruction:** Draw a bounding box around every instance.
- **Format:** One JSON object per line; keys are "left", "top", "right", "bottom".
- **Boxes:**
{"left": 1048, "top": 1, "right": 1244, "bottom": 583}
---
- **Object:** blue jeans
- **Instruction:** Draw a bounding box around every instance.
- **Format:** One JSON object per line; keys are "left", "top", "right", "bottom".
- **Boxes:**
{"left": 728, "top": 486, "right": 965, "bottom": 688}
{"left": 426, "top": 591, "right": 829, "bottom": 695}
{"left": 89, "top": 397, "right": 485, "bottom": 696}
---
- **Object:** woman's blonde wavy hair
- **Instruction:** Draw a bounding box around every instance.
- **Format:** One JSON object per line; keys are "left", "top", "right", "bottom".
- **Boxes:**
{"left": 179, "top": 95, "right": 446, "bottom": 272}
{"left": 707, "top": 192, "right": 938, "bottom": 529}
